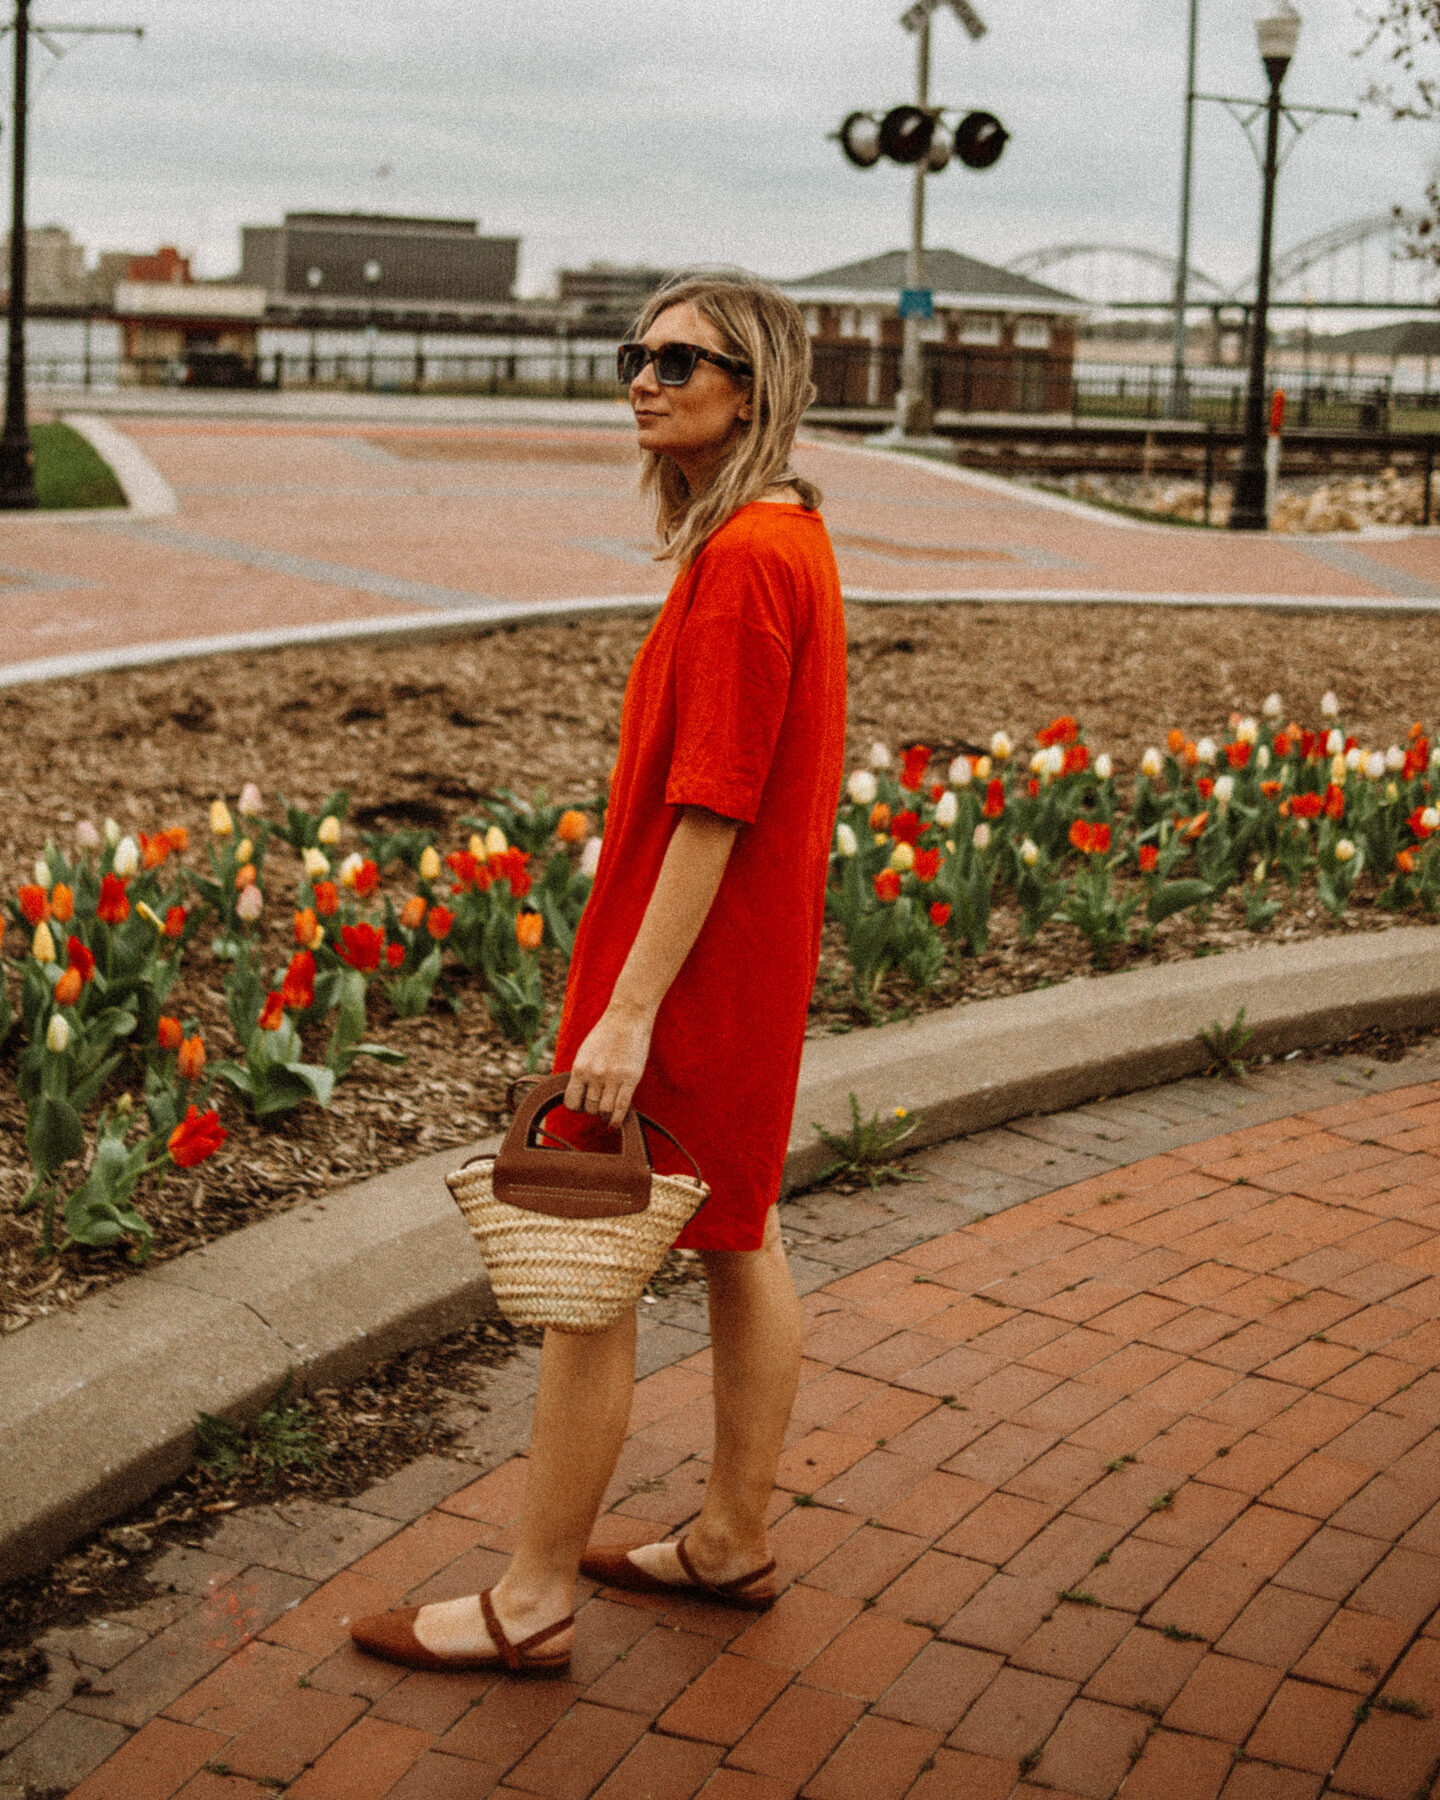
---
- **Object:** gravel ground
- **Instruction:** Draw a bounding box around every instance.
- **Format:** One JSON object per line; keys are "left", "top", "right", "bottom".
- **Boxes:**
{"left": 4, "top": 599, "right": 1440, "bottom": 1332}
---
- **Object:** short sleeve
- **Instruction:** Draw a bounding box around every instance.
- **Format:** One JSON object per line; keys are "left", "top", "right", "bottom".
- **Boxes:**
{"left": 665, "top": 531, "right": 795, "bottom": 826}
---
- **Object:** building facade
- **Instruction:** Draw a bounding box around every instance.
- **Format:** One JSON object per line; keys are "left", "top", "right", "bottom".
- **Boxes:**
{"left": 784, "top": 247, "right": 1084, "bottom": 415}
{"left": 239, "top": 212, "right": 518, "bottom": 308}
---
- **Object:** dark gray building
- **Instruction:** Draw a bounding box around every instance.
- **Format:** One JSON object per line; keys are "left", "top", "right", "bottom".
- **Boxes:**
{"left": 240, "top": 212, "right": 519, "bottom": 306}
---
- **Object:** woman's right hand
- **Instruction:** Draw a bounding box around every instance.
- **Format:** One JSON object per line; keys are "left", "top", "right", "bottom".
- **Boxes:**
{"left": 563, "top": 1003, "right": 653, "bottom": 1126}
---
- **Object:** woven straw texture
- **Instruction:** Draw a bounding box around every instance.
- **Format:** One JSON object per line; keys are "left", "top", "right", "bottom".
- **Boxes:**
{"left": 445, "top": 1157, "right": 709, "bottom": 1334}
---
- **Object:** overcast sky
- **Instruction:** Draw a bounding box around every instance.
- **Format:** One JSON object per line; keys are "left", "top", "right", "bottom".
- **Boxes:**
{"left": 16, "top": 0, "right": 1433, "bottom": 300}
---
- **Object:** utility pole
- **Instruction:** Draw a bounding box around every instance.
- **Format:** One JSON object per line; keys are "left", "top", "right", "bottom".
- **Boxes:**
{"left": 1168, "top": 0, "right": 1199, "bottom": 418}
{"left": 0, "top": 4, "right": 142, "bottom": 509}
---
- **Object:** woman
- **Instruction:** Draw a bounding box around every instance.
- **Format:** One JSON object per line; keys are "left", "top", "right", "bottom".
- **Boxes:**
{"left": 351, "top": 271, "right": 847, "bottom": 1674}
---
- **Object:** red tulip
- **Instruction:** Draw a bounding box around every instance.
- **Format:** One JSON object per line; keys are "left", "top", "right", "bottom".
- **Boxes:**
{"left": 982, "top": 780, "right": 1005, "bottom": 819}
{"left": 96, "top": 874, "right": 129, "bottom": 926}
{"left": 313, "top": 880, "right": 339, "bottom": 917}
{"left": 426, "top": 904, "right": 455, "bottom": 939}
{"left": 337, "top": 922, "right": 384, "bottom": 972}
{"left": 17, "top": 885, "right": 48, "bottom": 925}
{"left": 914, "top": 847, "right": 941, "bottom": 883}
{"left": 258, "top": 991, "right": 285, "bottom": 1031}
{"left": 1138, "top": 844, "right": 1159, "bottom": 874}
{"left": 158, "top": 1015, "right": 184, "bottom": 1051}
{"left": 890, "top": 810, "right": 921, "bottom": 846}
{"left": 874, "top": 869, "right": 901, "bottom": 904}
{"left": 281, "top": 950, "right": 316, "bottom": 1010}
{"left": 168, "top": 1105, "right": 227, "bottom": 1169}
{"left": 66, "top": 937, "right": 96, "bottom": 982}
{"left": 928, "top": 901, "right": 951, "bottom": 928}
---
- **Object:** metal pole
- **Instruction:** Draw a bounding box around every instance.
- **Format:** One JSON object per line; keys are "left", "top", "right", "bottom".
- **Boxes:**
{"left": 1229, "top": 54, "right": 1287, "bottom": 531}
{"left": 896, "top": 8, "right": 932, "bottom": 437}
{"left": 0, "top": 0, "right": 35, "bottom": 508}
{"left": 1169, "top": 0, "right": 1199, "bottom": 418}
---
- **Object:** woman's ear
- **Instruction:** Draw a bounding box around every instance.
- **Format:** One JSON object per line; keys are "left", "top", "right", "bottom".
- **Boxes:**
{"left": 736, "top": 395, "right": 753, "bottom": 423}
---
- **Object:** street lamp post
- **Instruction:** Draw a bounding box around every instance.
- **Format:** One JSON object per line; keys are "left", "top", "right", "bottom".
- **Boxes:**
{"left": 896, "top": 5, "right": 934, "bottom": 437}
{"left": 1168, "top": 0, "right": 1200, "bottom": 418}
{"left": 0, "top": 0, "right": 35, "bottom": 508}
{"left": 1228, "top": 2, "right": 1300, "bottom": 531}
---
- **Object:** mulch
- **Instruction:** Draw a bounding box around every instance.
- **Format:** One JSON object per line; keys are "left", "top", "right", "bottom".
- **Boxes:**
{"left": 4, "top": 599, "right": 1440, "bottom": 1333}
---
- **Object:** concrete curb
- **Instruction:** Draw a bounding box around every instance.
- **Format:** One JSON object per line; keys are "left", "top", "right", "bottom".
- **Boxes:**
{"left": 3, "top": 924, "right": 1440, "bottom": 1581}
{"left": 62, "top": 415, "right": 178, "bottom": 519}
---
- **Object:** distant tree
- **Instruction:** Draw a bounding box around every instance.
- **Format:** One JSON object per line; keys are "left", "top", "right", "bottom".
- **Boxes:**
{"left": 1361, "top": 3, "right": 1440, "bottom": 257}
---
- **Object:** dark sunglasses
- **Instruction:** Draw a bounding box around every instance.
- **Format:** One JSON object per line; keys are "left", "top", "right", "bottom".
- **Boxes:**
{"left": 617, "top": 340, "right": 752, "bottom": 387}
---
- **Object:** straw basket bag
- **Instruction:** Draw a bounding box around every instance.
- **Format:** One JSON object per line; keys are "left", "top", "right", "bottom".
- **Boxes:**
{"left": 445, "top": 1072, "right": 709, "bottom": 1334}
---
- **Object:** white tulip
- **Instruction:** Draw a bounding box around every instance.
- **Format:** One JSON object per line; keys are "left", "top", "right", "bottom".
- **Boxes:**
{"left": 835, "top": 822, "right": 859, "bottom": 857}
{"left": 303, "top": 847, "right": 330, "bottom": 879}
{"left": 1214, "top": 775, "right": 1235, "bottom": 806}
{"left": 236, "top": 883, "right": 264, "bottom": 922}
{"left": 1095, "top": 753, "right": 1113, "bottom": 780}
{"left": 1257, "top": 745, "right": 1271, "bottom": 772}
{"left": 103, "top": 817, "right": 121, "bottom": 847}
{"left": 847, "top": 769, "right": 878, "bottom": 806}
{"left": 1327, "top": 730, "right": 1345, "bottom": 757}
{"left": 868, "top": 741, "right": 892, "bottom": 770}
{"left": 1235, "top": 717, "right": 1258, "bottom": 745}
{"left": 990, "top": 731, "right": 1012, "bottom": 761}
{"left": 580, "top": 836, "right": 603, "bottom": 878}
{"left": 1020, "top": 837, "right": 1040, "bottom": 867}
{"left": 1365, "top": 752, "right": 1386, "bottom": 781}
{"left": 317, "top": 814, "right": 342, "bottom": 846}
{"left": 1432, "top": 750, "right": 1440, "bottom": 772}
{"left": 237, "top": 782, "right": 264, "bottom": 817}
{"left": 1195, "top": 738, "right": 1217, "bottom": 764}
{"left": 934, "top": 789, "right": 958, "bottom": 828}
{"left": 1386, "top": 746, "right": 1406, "bottom": 772}
{"left": 484, "top": 825, "right": 508, "bottom": 857}
{"left": 112, "top": 836, "right": 140, "bottom": 878}
{"left": 1262, "top": 692, "right": 1283, "bottom": 718}
{"left": 1334, "top": 838, "right": 1356, "bottom": 863}
{"left": 75, "top": 819, "right": 101, "bottom": 851}
{"left": 46, "top": 1013, "right": 70, "bottom": 1054}
{"left": 1423, "top": 807, "right": 1439, "bottom": 832}
{"left": 1043, "top": 745, "right": 1066, "bottom": 778}
{"left": 973, "top": 823, "right": 992, "bottom": 850}
{"left": 1321, "top": 690, "right": 1340, "bottom": 718}
{"left": 951, "top": 756, "right": 974, "bottom": 787}
{"left": 1140, "top": 748, "right": 1164, "bottom": 780}
{"left": 33, "top": 859, "right": 51, "bottom": 888}
{"left": 337, "top": 852, "right": 364, "bottom": 887}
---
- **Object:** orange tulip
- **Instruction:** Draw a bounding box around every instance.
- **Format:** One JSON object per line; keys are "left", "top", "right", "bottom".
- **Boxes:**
{"left": 426, "top": 904, "right": 455, "bottom": 940}
{"left": 515, "top": 910, "right": 544, "bottom": 952}
{"left": 294, "top": 907, "right": 323, "bottom": 950}
{"left": 158, "top": 1015, "right": 184, "bottom": 1051}
{"left": 50, "top": 884, "right": 74, "bottom": 923}
{"left": 399, "top": 895, "right": 427, "bottom": 930}
{"left": 313, "top": 880, "right": 339, "bottom": 917}
{"left": 1166, "top": 729, "right": 1185, "bottom": 755}
{"left": 234, "top": 863, "right": 257, "bottom": 892}
{"left": 54, "top": 966, "right": 82, "bottom": 1006}
{"left": 556, "top": 809, "right": 588, "bottom": 843}
{"left": 258, "top": 991, "right": 285, "bottom": 1031}
{"left": 17, "top": 885, "right": 48, "bottom": 925}
{"left": 176, "top": 1035, "right": 206, "bottom": 1081}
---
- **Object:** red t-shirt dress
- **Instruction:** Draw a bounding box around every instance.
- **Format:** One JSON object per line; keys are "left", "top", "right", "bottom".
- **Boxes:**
{"left": 550, "top": 499, "right": 847, "bottom": 1252}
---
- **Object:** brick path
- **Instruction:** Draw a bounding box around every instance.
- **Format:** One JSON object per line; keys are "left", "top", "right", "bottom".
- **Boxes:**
{"left": 2, "top": 415, "right": 1437, "bottom": 680}
{"left": 12, "top": 1049, "right": 1440, "bottom": 1800}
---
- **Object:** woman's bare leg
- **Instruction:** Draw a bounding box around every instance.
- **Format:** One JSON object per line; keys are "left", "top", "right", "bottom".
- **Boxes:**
{"left": 414, "top": 1307, "right": 636, "bottom": 1656}
{"left": 629, "top": 1205, "right": 802, "bottom": 1589}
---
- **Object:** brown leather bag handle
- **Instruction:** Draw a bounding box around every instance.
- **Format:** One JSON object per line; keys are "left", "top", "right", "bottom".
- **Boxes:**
{"left": 506, "top": 1072, "right": 704, "bottom": 1185}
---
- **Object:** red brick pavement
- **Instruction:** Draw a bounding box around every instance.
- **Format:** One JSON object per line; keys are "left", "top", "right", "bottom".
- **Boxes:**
{"left": 0, "top": 419, "right": 1433, "bottom": 678}
{"left": 62, "top": 1082, "right": 1440, "bottom": 1799}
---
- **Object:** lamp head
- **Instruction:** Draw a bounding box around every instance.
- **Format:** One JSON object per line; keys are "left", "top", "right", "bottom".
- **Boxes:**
{"left": 1255, "top": 1, "right": 1300, "bottom": 80}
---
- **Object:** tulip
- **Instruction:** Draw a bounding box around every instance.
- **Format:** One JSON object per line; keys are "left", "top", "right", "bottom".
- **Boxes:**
{"left": 353, "top": 859, "right": 379, "bottom": 898}
{"left": 400, "top": 895, "right": 427, "bottom": 930}
{"left": 1365, "top": 752, "right": 1386, "bottom": 781}
{"left": 167, "top": 1105, "right": 226, "bottom": 1169}
{"left": 1140, "top": 748, "right": 1163, "bottom": 780}
{"left": 313, "top": 880, "right": 339, "bottom": 917}
{"left": 867, "top": 741, "right": 891, "bottom": 770}
{"left": 1321, "top": 691, "right": 1340, "bottom": 718}
{"left": 469, "top": 832, "right": 487, "bottom": 861}
{"left": 580, "top": 836, "right": 603, "bottom": 879}
{"left": 96, "top": 874, "right": 129, "bottom": 926}
{"left": 1257, "top": 745, "right": 1271, "bottom": 772}
{"left": 1020, "top": 838, "right": 1039, "bottom": 867}
{"left": 973, "top": 823, "right": 992, "bottom": 851}
{"left": 484, "top": 825, "right": 508, "bottom": 857}
{"left": 1388, "top": 781, "right": 1400, "bottom": 803}
{"left": 990, "top": 731, "right": 1012, "bottom": 761}
{"left": 294, "top": 907, "right": 323, "bottom": 950}
{"left": 975, "top": 756, "right": 992, "bottom": 781}
{"left": 234, "top": 863, "right": 257, "bottom": 892}
{"left": 158, "top": 1016, "right": 184, "bottom": 1051}
{"left": 1342, "top": 747, "right": 1361, "bottom": 773}
{"left": 1335, "top": 838, "right": 1356, "bottom": 863}
{"left": 1263, "top": 692, "right": 1283, "bottom": 718}
{"left": 237, "top": 782, "right": 264, "bottom": 817}
{"left": 177, "top": 1035, "right": 206, "bottom": 1081}
{"left": 209, "top": 799, "right": 234, "bottom": 837}
{"left": 929, "top": 901, "right": 952, "bottom": 928}
{"left": 1386, "top": 745, "right": 1406, "bottom": 772}
{"left": 1253, "top": 860, "right": 1268, "bottom": 884}
{"left": 282, "top": 951, "right": 316, "bottom": 1010}
{"left": 337, "top": 852, "right": 363, "bottom": 887}
{"left": 136, "top": 901, "right": 165, "bottom": 931}
{"left": 1423, "top": 808, "right": 1439, "bottom": 832}
{"left": 847, "top": 769, "right": 878, "bottom": 806}
{"left": 386, "top": 941, "right": 405, "bottom": 969}
{"left": 1235, "top": 718, "right": 1258, "bottom": 745}
{"left": 317, "top": 813, "right": 342, "bottom": 846}
{"left": 1195, "top": 738, "right": 1216, "bottom": 765}
{"left": 516, "top": 911, "right": 544, "bottom": 952}
{"left": 112, "top": 836, "right": 140, "bottom": 878}
{"left": 418, "top": 845, "right": 442, "bottom": 881}
{"left": 1139, "top": 844, "right": 1159, "bottom": 874}
{"left": 934, "top": 790, "right": 958, "bottom": 828}
{"left": 258, "top": 991, "right": 285, "bottom": 1031}
{"left": 1042, "top": 745, "right": 1065, "bottom": 778}
{"left": 32, "top": 921, "right": 56, "bottom": 963}
{"left": 1432, "top": 750, "right": 1440, "bottom": 772}
{"left": 1095, "top": 753, "right": 1113, "bottom": 780}
{"left": 555, "top": 811, "right": 588, "bottom": 846}
{"left": 873, "top": 869, "right": 901, "bottom": 904}
{"left": 427, "top": 903, "right": 455, "bottom": 939}
{"left": 50, "top": 884, "right": 74, "bottom": 923}
{"left": 103, "top": 817, "right": 121, "bottom": 847}
{"left": 1331, "top": 755, "right": 1348, "bottom": 786}
{"left": 233, "top": 839, "right": 254, "bottom": 868}
{"left": 66, "top": 937, "right": 95, "bottom": 982}
{"left": 75, "top": 819, "right": 101, "bottom": 851}
{"left": 54, "top": 966, "right": 82, "bottom": 1007}
{"left": 889, "top": 841, "right": 915, "bottom": 873}
{"left": 17, "top": 884, "right": 48, "bottom": 925}
{"left": 835, "top": 822, "right": 858, "bottom": 857}
{"left": 337, "top": 921, "right": 384, "bottom": 972}
{"left": 46, "top": 1013, "right": 70, "bottom": 1054}
{"left": 1213, "top": 775, "right": 1235, "bottom": 807}
{"left": 302, "top": 847, "right": 330, "bottom": 879}
{"left": 236, "top": 884, "right": 263, "bottom": 923}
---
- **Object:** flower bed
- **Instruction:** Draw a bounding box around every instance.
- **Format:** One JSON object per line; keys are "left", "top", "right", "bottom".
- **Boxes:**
{"left": 7, "top": 603, "right": 1440, "bottom": 1332}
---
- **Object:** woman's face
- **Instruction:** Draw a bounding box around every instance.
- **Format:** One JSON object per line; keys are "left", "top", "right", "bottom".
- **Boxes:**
{"left": 629, "top": 301, "right": 752, "bottom": 482}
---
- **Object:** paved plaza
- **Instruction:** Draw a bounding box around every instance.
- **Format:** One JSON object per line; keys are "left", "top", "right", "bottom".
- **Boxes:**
{"left": 9, "top": 1049, "right": 1440, "bottom": 1800}
{"left": 0, "top": 406, "right": 1437, "bottom": 682}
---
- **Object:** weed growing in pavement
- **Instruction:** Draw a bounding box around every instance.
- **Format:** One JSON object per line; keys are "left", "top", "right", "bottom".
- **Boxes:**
{"left": 1356, "top": 1694, "right": 1432, "bottom": 1721}
{"left": 194, "top": 1374, "right": 328, "bottom": 1484}
{"left": 1149, "top": 1488, "right": 1178, "bottom": 1511}
{"left": 1201, "top": 1006, "right": 1255, "bottom": 1078}
{"left": 1058, "top": 1588, "right": 1101, "bottom": 1606}
{"left": 809, "top": 1094, "right": 925, "bottom": 1191}
{"left": 1160, "top": 1623, "right": 1208, "bottom": 1643}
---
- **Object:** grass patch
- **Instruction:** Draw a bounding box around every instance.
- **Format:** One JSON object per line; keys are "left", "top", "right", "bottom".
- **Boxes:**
{"left": 32, "top": 421, "right": 125, "bottom": 509}
{"left": 194, "top": 1373, "right": 328, "bottom": 1484}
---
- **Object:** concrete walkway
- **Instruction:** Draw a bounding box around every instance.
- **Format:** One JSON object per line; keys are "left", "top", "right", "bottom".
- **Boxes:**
{"left": 11, "top": 1045, "right": 1440, "bottom": 1800}
{"left": 2, "top": 408, "right": 1438, "bottom": 685}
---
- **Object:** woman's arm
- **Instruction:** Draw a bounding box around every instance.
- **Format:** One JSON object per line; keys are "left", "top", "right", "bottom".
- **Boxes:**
{"left": 564, "top": 806, "right": 739, "bottom": 1124}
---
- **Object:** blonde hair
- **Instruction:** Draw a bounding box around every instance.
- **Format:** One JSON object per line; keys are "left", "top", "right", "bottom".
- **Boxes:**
{"left": 632, "top": 269, "right": 822, "bottom": 567}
